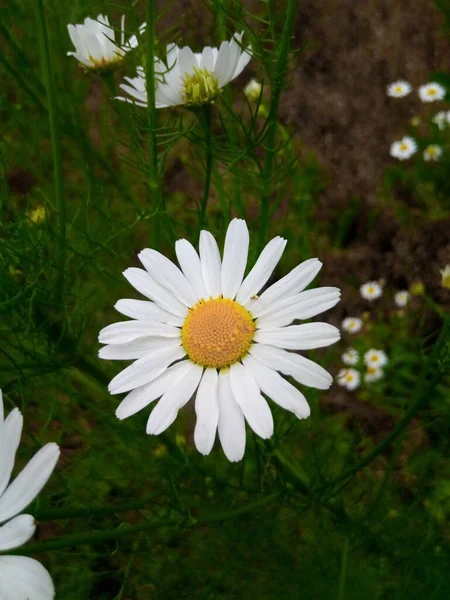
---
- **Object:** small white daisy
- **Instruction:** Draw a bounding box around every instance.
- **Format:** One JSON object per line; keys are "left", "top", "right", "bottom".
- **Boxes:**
{"left": 67, "top": 15, "right": 143, "bottom": 70}
{"left": 0, "top": 390, "right": 60, "bottom": 600}
{"left": 423, "top": 144, "right": 442, "bottom": 162}
{"left": 431, "top": 110, "right": 450, "bottom": 130}
{"left": 440, "top": 265, "right": 450, "bottom": 289}
{"left": 99, "top": 219, "right": 341, "bottom": 462}
{"left": 360, "top": 281, "right": 383, "bottom": 301}
{"left": 337, "top": 368, "right": 360, "bottom": 391}
{"left": 418, "top": 82, "right": 446, "bottom": 103}
{"left": 390, "top": 136, "right": 418, "bottom": 160}
{"left": 364, "top": 349, "right": 388, "bottom": 368}
{"left": 117, "top": 32, "right": 252, "bottom": 108}
{"left": 341, "top": 317, "right": 363, "bottom": 334}
{"left": 341, "top": 348, "right": 359, "bottom": 365}
{"left": 244, "top": 79, "right": 262, "bottom": 102}
{"left": 364, "top": 366, "right": 384, "bottom": 383}
{"left": 394, "top": 290, "right": 410, "bottom": 307}
{"left": 386, "top": 80, "right": 412, "bottom": 98}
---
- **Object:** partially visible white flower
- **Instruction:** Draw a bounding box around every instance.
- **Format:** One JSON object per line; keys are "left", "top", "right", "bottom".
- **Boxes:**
{"left": 342, "top": 317, "right": 363, "bottom": 334}
{"left": 244, "top": 79, "right": 262, "bottom": 102}
{"left": 341, "top": 348, "right": 359, "bottom": 365}
{"left": 360, "top": 281, "right": 383, "bottom": 301}
{"left": 432, "top": 110, "right": 450, "bottom": 130}
{"left": 386, "top": 80, "right": 412, "bottom": 98}
{"left": 337, "top": 368, "right": 360, "bottom": 391}
{"left": 118, "top": 32, "right": 252, "bottom": 108}
{"left": 418, "top": 82, "right": 446, "bottom": 103}
{"left": 440, "top": 265, "right": 450, "bottom": 289}
{"left": 364, "top": 366, "right": 384, "bottom": 383}
{"left": 364, "top": 349, "right": 388, "bottom": 368}
{"left": 67, "top": 15, "right": 143, "bottom": 70}
{"left": 423, "top": 144, "right": 442, "bottom": 162}
{"left": 394, "top": 290, "right": 410, "bottom": 307}
{"left": 0, "top": 390, "right": 60, "bottom": 600}
{"left": 390, "top": 136, "right": 417, "bottom": 160}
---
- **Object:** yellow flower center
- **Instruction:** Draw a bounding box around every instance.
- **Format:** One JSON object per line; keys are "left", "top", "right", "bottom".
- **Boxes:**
{"left": 399, "top": 144, "right": 408, "bottom": 152}
{"left": 182, "top": 67, "right": 221, "bottom": 106}
{"left": 427, "top": 88, "right": 436, "bottom": 96}
{"left": 395, "top": 86, "right": 403, "bottom": 93}
{"left": 367, "top": 366, "right": 377, "bottom": 374}
{"left": 181, "top": 298, "right": 255, "bottom": 369}
{"left": 345, "top": 373, "right": 354, "bottom": 382}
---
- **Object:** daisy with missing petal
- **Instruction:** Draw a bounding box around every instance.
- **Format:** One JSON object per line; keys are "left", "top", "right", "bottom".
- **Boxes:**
{"left": 0, "top": 390, "right": 60, "bottom": 600}
{"left": 341, "top": 348, "right": 359, "bottom": 366}
{"left": 423, "top": 144, "right": 442, "bottom": 162}
{"left": 99, "top": 220, "right": 341, "bottom": 462}
{"left": 117, "top": 32, "right": 252, "bottom": 108}
{"left": 341, "top": 317, "right": 363, "bottom": 334}
{"left": 394, "top": 290, "right": 410, "bottom": 307}
{"left": 418, "top": 82, "right": 446, "bottom": 103}
{"left": 390, "top": 136, "right": 417, "bottom": 160}
{"left": 364, "top": 366, "right": 384, "bottom": 383}
{"left": 337, "top": 368, "right": 360, "bottom": 391}
{"left": 67, "top": 15, "right": 144, "bottom": 70}
{"left": 360, "top": 281, "right": 383, "bottom": 301}
{"left": 386, "top": 80, "right": 412, "bottom": 98}
{"left": 364, "top": 349, "right": 388, "bottom": 368}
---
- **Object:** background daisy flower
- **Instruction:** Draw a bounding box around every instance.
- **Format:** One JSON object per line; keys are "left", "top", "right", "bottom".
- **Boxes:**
{"left": 432, "top": 110, "right": 450, "bottom": 129}
{"left": 341, "top": 348, "right": 359, "bottom": 365}
{"left": 423, "top": 145, "right": 442, "bottom": 162}
{"left": 386, "top": 80, "right": 412, "bottom": 98}
{"left": 244, "top": 79, "right": 262, "bottom": 102}
{"left": 390, "top": 136, "right": 417, "bottom": 160}
{"left": 394, "top": 290, "right": 410, "bottom": 307}
{"left": 364, "top": 366, "right": 384, "bottom": 383}
{"left": 341, "top": 317, "right": 363, "bottom": 334}
{"left": 360, "top": 281, "right": 383, "bottom": 301}
{"left": 364, "top": 349, "right": 388, "bottom": 368}
{"left": 418, "top": 82, "right": 446, "bottom": 102}
{"left": 337, "top": 368, "right": 360, "bottom": 390}
{"left": 99, "top": 219, "right": 340, "bottom": 462}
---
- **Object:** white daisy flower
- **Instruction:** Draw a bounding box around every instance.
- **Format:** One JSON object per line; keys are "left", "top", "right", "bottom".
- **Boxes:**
{"left": 360, "top": 281, "right": 383, "bottom": 301}
{"left": 341, "top": 317, "right": 363, "bottom": 334}
{"left": 386, "top": 80, "right": 412, "bottom": 98}
{"left": 390, "top": 136, "right": 417, "bottom": 160}
{"left": 440, "top": 265, "right": 450, "bottom": 289}
{"left": 431, "top": 110, "right": 450, "bottom": 130}
{"left": 99, "top": 219, "right": 341, "bottom": 462}
{"left": 364, "top": 366, "right": 384, "bottom": 383}
{"left": 394, "top": 290, "right": 410, "bottom": 307}
{"left": 337, "top": 368, "right": 360, "bottom": 391}
{"left": 67, "top": 14, "right": 143, "bottom": 70}
{"left": 364, "top": 349, "right": 388, "bottom": 368}
{"left": 117, "top": 32, "right": 252, "bottom": 108}
{"left": 0, "top": 390, "right": 60, "bottom": 600}
{"left": 341, "top": 348, "right": 359, "bottom": 366}
{"left": 423, "top": 144, "right": 442, "bottom": 162}
{"left": 418, "top": 82, "right": 446, "bottom": 103}
{"left": 244, "top": 79, "right": 262, "bottom": 102}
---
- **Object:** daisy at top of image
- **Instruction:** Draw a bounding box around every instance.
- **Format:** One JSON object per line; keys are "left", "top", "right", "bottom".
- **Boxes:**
{"left": 117, "top": 32, "right": 252, "bottom": 108}
{"left": 394, "top": 290, "right": 410, "bottom": 307}
{"left": 432, "top": 110, "right": 450, "bottom": 130}
{"left": 337, "top": 368, "right": 360, "bottom": 391}
{"left": 390, "top": 136, "right": 417, "bottom": 160}
{"left": 418, "top": 82, "right": 446, "bottom": 102}
{"left": 360, "top": 281, "right": 383, "bottom": 301}
{"left": 341, "top": 348, "right": 359, "bottom": 365}
{"left": 341, "top": 317, "right": 363, "bottom": 334}
{"left": 386, "top": 80, "right": 412, "bottom": 98}
{"left": 423, "top": 144, "right": 442, "bottom": 162}
{"left": 364, "top": 349, "right": 388, "bottom": 368}
{"left": 0, "top": 390, "right": 60, "bottom": 600}
{"left": 67, "top": 14, "right": 144, "bottom": 70}
{"left": 364, "top": 365, "right": 384, "bottom": 383}
{"left": 98, "top": 219, "right": 341, "bottom": 462}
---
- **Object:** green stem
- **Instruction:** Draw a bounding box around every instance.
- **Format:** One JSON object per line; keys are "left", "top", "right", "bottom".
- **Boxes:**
{"left": 199, "top": 105, "right": 213, "bottom": 231}
{"left": 35, "top": 0, "right": 66, "bottom": 305}
{"left": 272, "top": 448, "right": 310, "bottom": 495}
{"left": 337, "top": 537, "right": 350, "bottom": 600}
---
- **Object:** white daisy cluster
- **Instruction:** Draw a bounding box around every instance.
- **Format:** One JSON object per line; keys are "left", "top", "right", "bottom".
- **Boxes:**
{"left": 99, "top": 219, "right": 341, "bottom": 462}
{"left": 337, "top": 348, "right": 388, "bottom": 390}
{"left": 0, "top": 390, "right": 60, "bottom": 600}
{"left": 363, "top": 349, "right": 388, "bottom": 382}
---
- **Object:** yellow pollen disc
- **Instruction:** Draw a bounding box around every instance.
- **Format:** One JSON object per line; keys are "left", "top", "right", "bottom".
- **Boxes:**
{"left": 182, "top": 67, "right": 221, "bottom": 106}
{"left": 367, "top": 366, "right": 377, "bottom": 374}
{"left": 182, "top": 298, "right": 255, "bottom": 369}
{"left": 399, "top": 144, "right": 408, "bottom": 151}
{"left": 345, "top": 373, "right": 354, "bottom": 382}
{"left": 428, "top": 89, "right": 436, "bottom": 95}
{"left": 370, "top": 355, "right": 378, "bottom": 362}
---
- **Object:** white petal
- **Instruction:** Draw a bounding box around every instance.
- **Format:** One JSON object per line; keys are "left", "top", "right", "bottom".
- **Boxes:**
{"left": 108, "top": 345, "right": 186, "bottom": 395}
{"left": 138, "top": 249, "right": 198, "bottom": 306}
{"left": 220, "top": 219, "right": 249, "bottom": 300}
{"left": 123, "top": 268, "right": 188, "bottom": 318}
{"left": 0, "top": 515, "right": 36, "bottom": 551}
{"left": 231, "top": 45, "right": 252, "bottom": 79}
{"left": 116, "top": 360, "right": 190, "bottom": 420}
{"left": 249, "top": 258, "right": 322, "bottom": 318}
{"left": 0, "top": 556, "right": 55, "bottom": 600}
{"left": 99, "top": 321, "right": 181, "bottom": 345}
{"left": 249, "top": 343, "right": 332, "bottom": 389}
{"left": 236, "top": 237, "right": 287, "bottom": 306}
{"left": 114, "top": 299, "right": 184, "bottom": 326}
{"left": 217, "top": 370, "right": 246, "bottom": 462}
{"left": 175, "top": 239, "right": 208, "bottom": 300}
{"left": 194, "top": 369, "right": 219, "bottom": 455}
{"left": 0, "top": 389, "right": 3, "bottom": 423}
{"left": 217, "top": 37, "right": 240, "bottom": 86}
{"left": 177, "top": 46, "right": 198, "bottom": 78}
{"left": 146, "top": 363, "right": 203, "bottom": 435}
{"left": 212, "top": 40, "right": 230, "bottom": 87}
{"left": 199, "top": 47, "right": 215, "bottom": 71}
{"left": 0, "top": 408, "right": 23, "bottom": 497}
{"left": 243, "top": 355, "right": 310, "bottom": 418}
{"left": 0, "top": 443, "right": 60, "bottom": 523}
{"left": 254, "top": 323, "right": 341, "bottom": 350}
{"left": 99, "top": 337, "right": 180, "bottom": 360}
{"left": 229, "top": 362, "right": 273, "bottom": 439}
{"left": 199, "top": 231, "right": 222, "bottom": 298}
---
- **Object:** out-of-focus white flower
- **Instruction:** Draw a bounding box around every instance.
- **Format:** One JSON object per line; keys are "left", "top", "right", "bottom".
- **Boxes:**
{"left": 67, "top": 15, "right": 143, "bottom": 70}
{"left": 341, "top": 348, "right": 359, "bottom": 365}
{"left": 244, "top": 79, "right": 262, "bottom": 102}
{"left": 337, "top": 368, "right": 360, "bottom": 391}
{"left": 0, "top": 390, "right": 60, "bottom": 600}
{"left": 394, "top": 290, "right": 410, "bottom": 307}
{"left": 440, "top": 265, "right": 450, "bottom": 289}
{"left": 342, "top": 317, "right": 363, "bottom": 334}
{"left": 117, "top": 32, "right": 252, "bottom": 108}
{"left": 418, "top": 82, "right": 446, "bottom": 103}
{"left": 386, "top": 80, "right": 412, "bottom": 98}
{"left": 364, "top": 349, "right": 388, "bottom": 368}
{"left": 423, "top": 144, "right": 442, "bottom": 162}
{"left": 364, "top": 366, "right": 384, "bottom": 383}
{"left": 432, "top": 110, "right": 450, "bottom": 130}
{"left": 360, "top": 281, "right": 383, "bottom": 301}
{"left": 390, "top": 136, "right": 417, "bottom": 160}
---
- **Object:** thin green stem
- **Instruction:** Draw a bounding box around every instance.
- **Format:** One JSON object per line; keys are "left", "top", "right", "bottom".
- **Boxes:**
{"left": 199, "top": 105, "right": 213, "bottom": 231}
{"left": 35, "top": 0, "right": 66, "bottom": 305}
{"left": 337, "top": 537, "right": 350, "bottom": 600}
